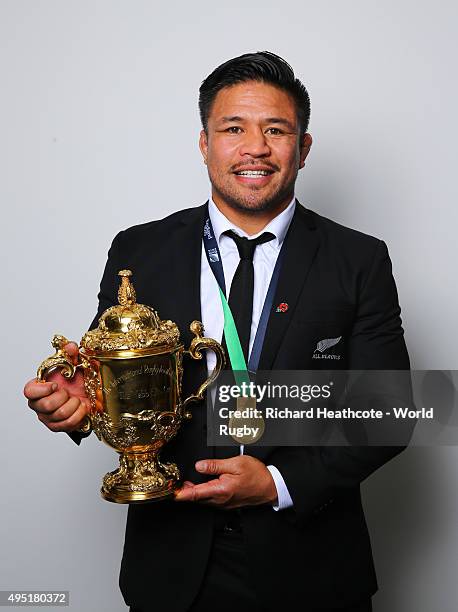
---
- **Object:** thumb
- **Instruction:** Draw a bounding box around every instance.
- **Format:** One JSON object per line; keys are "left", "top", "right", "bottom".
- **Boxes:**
{"left": 195, "top": 458, "right": 238, "bottom": 476}
{"left": 64, "top": 342, "right": 80, "bottom": 364}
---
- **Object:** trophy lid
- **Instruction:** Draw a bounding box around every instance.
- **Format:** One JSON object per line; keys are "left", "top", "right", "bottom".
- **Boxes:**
{"left": 81, "top": 270, "right": 180, "bottom": 353}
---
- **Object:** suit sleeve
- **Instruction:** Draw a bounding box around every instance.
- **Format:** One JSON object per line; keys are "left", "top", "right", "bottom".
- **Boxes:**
{"left": 67, "top": 231, "right": 125, "bottom": 446}
{"left": 268, "top": 240, "right": 411, "bottom": 522}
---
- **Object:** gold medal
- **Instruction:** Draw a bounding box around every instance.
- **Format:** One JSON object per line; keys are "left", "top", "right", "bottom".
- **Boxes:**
{"left": 227, "top": 396, "right": 265, "bottom": 444}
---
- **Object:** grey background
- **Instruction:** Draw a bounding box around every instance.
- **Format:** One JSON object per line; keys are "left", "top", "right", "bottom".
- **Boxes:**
{"left": 1, "top": 1, "right": 457, "bottom": 610}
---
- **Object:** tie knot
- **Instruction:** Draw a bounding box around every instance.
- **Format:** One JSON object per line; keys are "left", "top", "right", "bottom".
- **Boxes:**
{"left": 224, "top": 230, "right": 275, "bottom": 261}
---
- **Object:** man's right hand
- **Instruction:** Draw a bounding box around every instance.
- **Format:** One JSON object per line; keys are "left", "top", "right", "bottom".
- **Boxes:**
{"left": 23, "top": 342, "right": 90, "bottom": 433}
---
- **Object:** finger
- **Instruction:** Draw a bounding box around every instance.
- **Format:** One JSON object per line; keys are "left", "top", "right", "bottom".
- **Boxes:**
{"left": 63, "top": 342, "right": 80, "bottom": 365}
{"left": 46, "top": 370, "right": 86, "bottom": 397}
{"left": 45, "top": 396, "right": 81, "bottom": 422}
{"left": 61, "top": 401, "right": 90, "bottom": 431}
{"left": 28, "top": 388, "right": 70, "bottom": 415}
{"left": 175, "top": 485, "right": 203, "bottom": 502}
{"left": 24, "top": 379, "right": 58, "bottom": 401}
{"left": 42, "top": 401, "right": 89, "bottom": 432}
{"left": 175, "top": 479, "right": 227, "bottom": 503}
{"left": 173, "top": 481, "right": 195, "bottom": 499}
{"left": 195, "top": 458, "right": 240, "bottom": 476}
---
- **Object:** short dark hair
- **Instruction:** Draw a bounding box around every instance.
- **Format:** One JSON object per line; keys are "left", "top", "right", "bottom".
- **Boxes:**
{"left": 199, "top": 51, "right": 311, "bottom": 134}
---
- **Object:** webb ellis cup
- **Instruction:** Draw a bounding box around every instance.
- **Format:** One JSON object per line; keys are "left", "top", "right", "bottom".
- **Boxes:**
{"left": 37, "top": 270, "right": 225, "bottom": 503}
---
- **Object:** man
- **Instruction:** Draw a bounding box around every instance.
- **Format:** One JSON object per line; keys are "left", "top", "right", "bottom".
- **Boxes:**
{"left": 24, "top": 51, "right": 410, "bottom": 612}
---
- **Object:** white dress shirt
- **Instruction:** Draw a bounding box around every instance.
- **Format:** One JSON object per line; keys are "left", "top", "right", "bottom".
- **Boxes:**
{"left": 200, "top": 196, "right": 296, "bottom": 510}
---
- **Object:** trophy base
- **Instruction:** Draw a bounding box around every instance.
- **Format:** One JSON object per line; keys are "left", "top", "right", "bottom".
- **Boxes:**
{"left": 101, "top": 451, "right": 180, "bottom": 504}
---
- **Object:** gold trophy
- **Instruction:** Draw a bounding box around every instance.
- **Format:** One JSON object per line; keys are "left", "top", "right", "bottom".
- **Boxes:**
{"left": 36, "top": 270, "right": 225, "bottom": 504}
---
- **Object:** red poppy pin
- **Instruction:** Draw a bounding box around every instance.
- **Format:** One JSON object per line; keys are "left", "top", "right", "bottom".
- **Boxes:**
{"left": 276, "top": 302, "right": 289, "bottom": 313}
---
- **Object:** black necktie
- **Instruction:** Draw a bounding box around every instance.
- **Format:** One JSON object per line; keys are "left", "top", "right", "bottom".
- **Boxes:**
{"left": 224, "top": 230, "right": 275, "bottom": 363}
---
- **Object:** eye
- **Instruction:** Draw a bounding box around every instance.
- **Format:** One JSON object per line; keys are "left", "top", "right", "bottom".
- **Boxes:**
{"left": 266, "top": 127, "right": 283, "bottom": 135}
{"left": 226, "top": 126, "right": 242, "bottom": 134}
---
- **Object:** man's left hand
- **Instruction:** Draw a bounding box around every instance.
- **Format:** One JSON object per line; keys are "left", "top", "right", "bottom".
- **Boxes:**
{"left": 174, "top": 455, "right": 278, "bottom": 509}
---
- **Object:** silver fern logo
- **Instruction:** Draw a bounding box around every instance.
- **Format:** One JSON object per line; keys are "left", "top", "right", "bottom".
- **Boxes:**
{"left": 313, "top": 336, "right": 342, "bottom": 360}
{"left": 208, "top": 247, "right": 220, "bottom": 262}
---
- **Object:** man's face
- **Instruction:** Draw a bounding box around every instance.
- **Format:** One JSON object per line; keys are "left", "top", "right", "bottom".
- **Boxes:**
{"left": 199, "top": 81, "right": 312, "bottom": 214}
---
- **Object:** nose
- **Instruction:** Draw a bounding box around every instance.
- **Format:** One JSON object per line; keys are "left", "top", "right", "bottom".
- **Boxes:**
{"left": 238, "top": 128, "right": 271, "bottom": 157}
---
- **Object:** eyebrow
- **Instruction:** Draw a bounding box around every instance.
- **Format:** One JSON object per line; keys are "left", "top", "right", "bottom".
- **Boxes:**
{"left": 218, "top": 116, "right": 297, "bottom": 131}
{"left": 219, "top": 116, "right": 245, "bottom": 124}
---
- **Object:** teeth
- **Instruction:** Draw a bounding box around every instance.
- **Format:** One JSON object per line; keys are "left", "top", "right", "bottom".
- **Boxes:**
{"left": 236, "top": 170, "right": 270, "bottom": 176}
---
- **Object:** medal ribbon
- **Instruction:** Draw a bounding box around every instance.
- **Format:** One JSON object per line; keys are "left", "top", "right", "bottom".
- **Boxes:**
{"left": 203, "top": 215, "right": 284, "bottom": 388}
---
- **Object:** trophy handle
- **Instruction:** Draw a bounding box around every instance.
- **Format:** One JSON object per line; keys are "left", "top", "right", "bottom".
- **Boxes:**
{"left": 36, "top": 334, "right": 92, "bottom": 434}
{"left": 181, "top": 321, "right": 225, "bottom": 418}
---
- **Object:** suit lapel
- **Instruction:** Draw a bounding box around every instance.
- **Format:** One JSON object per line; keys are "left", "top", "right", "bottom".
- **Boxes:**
{"left": 257, "top": 201, "right": 319, "bottom": 370}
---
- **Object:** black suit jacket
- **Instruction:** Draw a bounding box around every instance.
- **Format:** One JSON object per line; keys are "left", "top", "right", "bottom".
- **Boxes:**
{"left": 80, "top": 201, "right": 410, "bottom": 611}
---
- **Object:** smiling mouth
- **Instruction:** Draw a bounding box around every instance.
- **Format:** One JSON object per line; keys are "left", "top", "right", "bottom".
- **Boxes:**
{"left": 234, "top": 170, "right": 274, "bottom": 177}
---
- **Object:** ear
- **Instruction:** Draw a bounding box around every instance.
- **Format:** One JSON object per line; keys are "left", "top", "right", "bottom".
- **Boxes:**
{"left": 199, "top": 129, "right": 208, "bottom": 164}
{"left": 299, "top": 133, "right": 313, "bottom": 169}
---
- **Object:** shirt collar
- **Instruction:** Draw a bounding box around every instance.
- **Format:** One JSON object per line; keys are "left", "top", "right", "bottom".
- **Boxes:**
{"left": 208, "top": 196, "right": 296, "bottom": 250}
